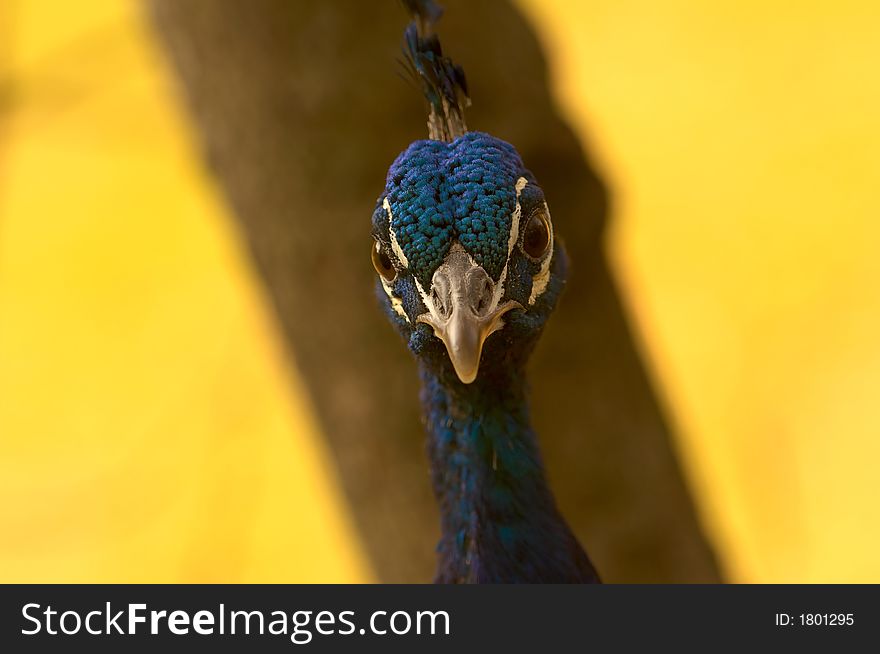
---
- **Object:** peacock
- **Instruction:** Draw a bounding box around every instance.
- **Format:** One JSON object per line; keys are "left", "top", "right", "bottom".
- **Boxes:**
{"left": 370, "top": 0, "right": 600, "bottom": 584}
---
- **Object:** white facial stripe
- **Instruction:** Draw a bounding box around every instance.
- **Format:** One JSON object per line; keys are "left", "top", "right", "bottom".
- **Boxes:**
{"left": 485, "top": 176, "right": 529, "bottom": 313}
{"left": 528, "top": 201, "right": 554, "bottom": 305}
{"left": 508, "top": 179, "right": 527, "bottom": 257}
{"left": 412, "top": 275, "right": 433, "bottom": 314}
{"left": 377, "top": 207, "right": 411, "bottom": 323}
{"left": 511, "top": 177, "right": 528, "bottom": 255}
{"left": 384, "top": 198, "right": 409, "bottom": 269}
{"left": 381, "top": 275, "right": 410, "bottom": 323}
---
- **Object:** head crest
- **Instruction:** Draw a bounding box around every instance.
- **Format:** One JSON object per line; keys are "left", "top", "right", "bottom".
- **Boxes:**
{"left": 399, "top": 0, "right": 470, "bottom": 142}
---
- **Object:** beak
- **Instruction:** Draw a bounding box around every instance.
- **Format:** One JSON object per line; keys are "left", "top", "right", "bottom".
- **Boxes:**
{"left": 417, "top": 244, "right": 522, "bottom": 384}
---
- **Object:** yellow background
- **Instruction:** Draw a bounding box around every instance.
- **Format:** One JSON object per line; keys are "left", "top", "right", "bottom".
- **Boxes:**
{"left": 2, "top": 0, "right": 878, "bottom": 582}
{"left": 519, "top": 0, "right": 880, "bottom": 582}
{"left": 0, "top": 0, "right": 370, "bottom": 582}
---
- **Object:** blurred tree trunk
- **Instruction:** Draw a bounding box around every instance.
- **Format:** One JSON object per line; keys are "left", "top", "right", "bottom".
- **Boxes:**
{"left": 147, "top": 0, "right": 720, "bottom": 583}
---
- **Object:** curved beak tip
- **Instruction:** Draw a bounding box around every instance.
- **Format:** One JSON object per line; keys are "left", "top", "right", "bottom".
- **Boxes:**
{"left": 449, "top": 357, "right": 479, "bottom": 384}
{"left": 444, "top": 316, "right": 483, "bottom": 384}
{"left": 436, "top": 304, "right": 523, "bottom": 384}
{"left": 419, "top": 299, "right": 524, "bottom": 385}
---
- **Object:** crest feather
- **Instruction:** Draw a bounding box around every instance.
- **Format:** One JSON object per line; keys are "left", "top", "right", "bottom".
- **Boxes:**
{"left": 399, "top": 0, "right": 470, "bottom": 142}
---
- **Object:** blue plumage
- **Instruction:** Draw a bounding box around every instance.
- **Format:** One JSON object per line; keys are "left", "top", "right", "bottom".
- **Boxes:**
{"left": 382, "top": 133, "right": 526, "bottom": 285}
{"left": 371, "top": 1, "right": 599, "bottom": 583}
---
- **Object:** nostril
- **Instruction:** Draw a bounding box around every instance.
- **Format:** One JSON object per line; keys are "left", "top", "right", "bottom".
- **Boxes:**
{"left": 431, "top": 283, "right": 454, "bottom": 319}
{"left": 473, "top": 278, "right": 494, "bottom": 314}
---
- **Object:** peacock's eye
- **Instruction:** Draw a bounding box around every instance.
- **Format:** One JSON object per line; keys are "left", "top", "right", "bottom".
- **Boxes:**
{"left": 522, "top": 208, "right": 551, "bottom": 259}
{"left": 371, "top": 240, "right": 397, "bottom": 282}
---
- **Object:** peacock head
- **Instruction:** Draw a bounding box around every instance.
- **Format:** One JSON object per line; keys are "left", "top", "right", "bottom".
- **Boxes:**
{"left": 371, "top": 132, "right": 567, "bottom": 385}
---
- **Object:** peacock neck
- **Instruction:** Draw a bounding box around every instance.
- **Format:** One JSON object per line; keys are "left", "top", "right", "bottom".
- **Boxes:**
{"left": 418, "top": 362, "right": 597, "bottom": 583}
